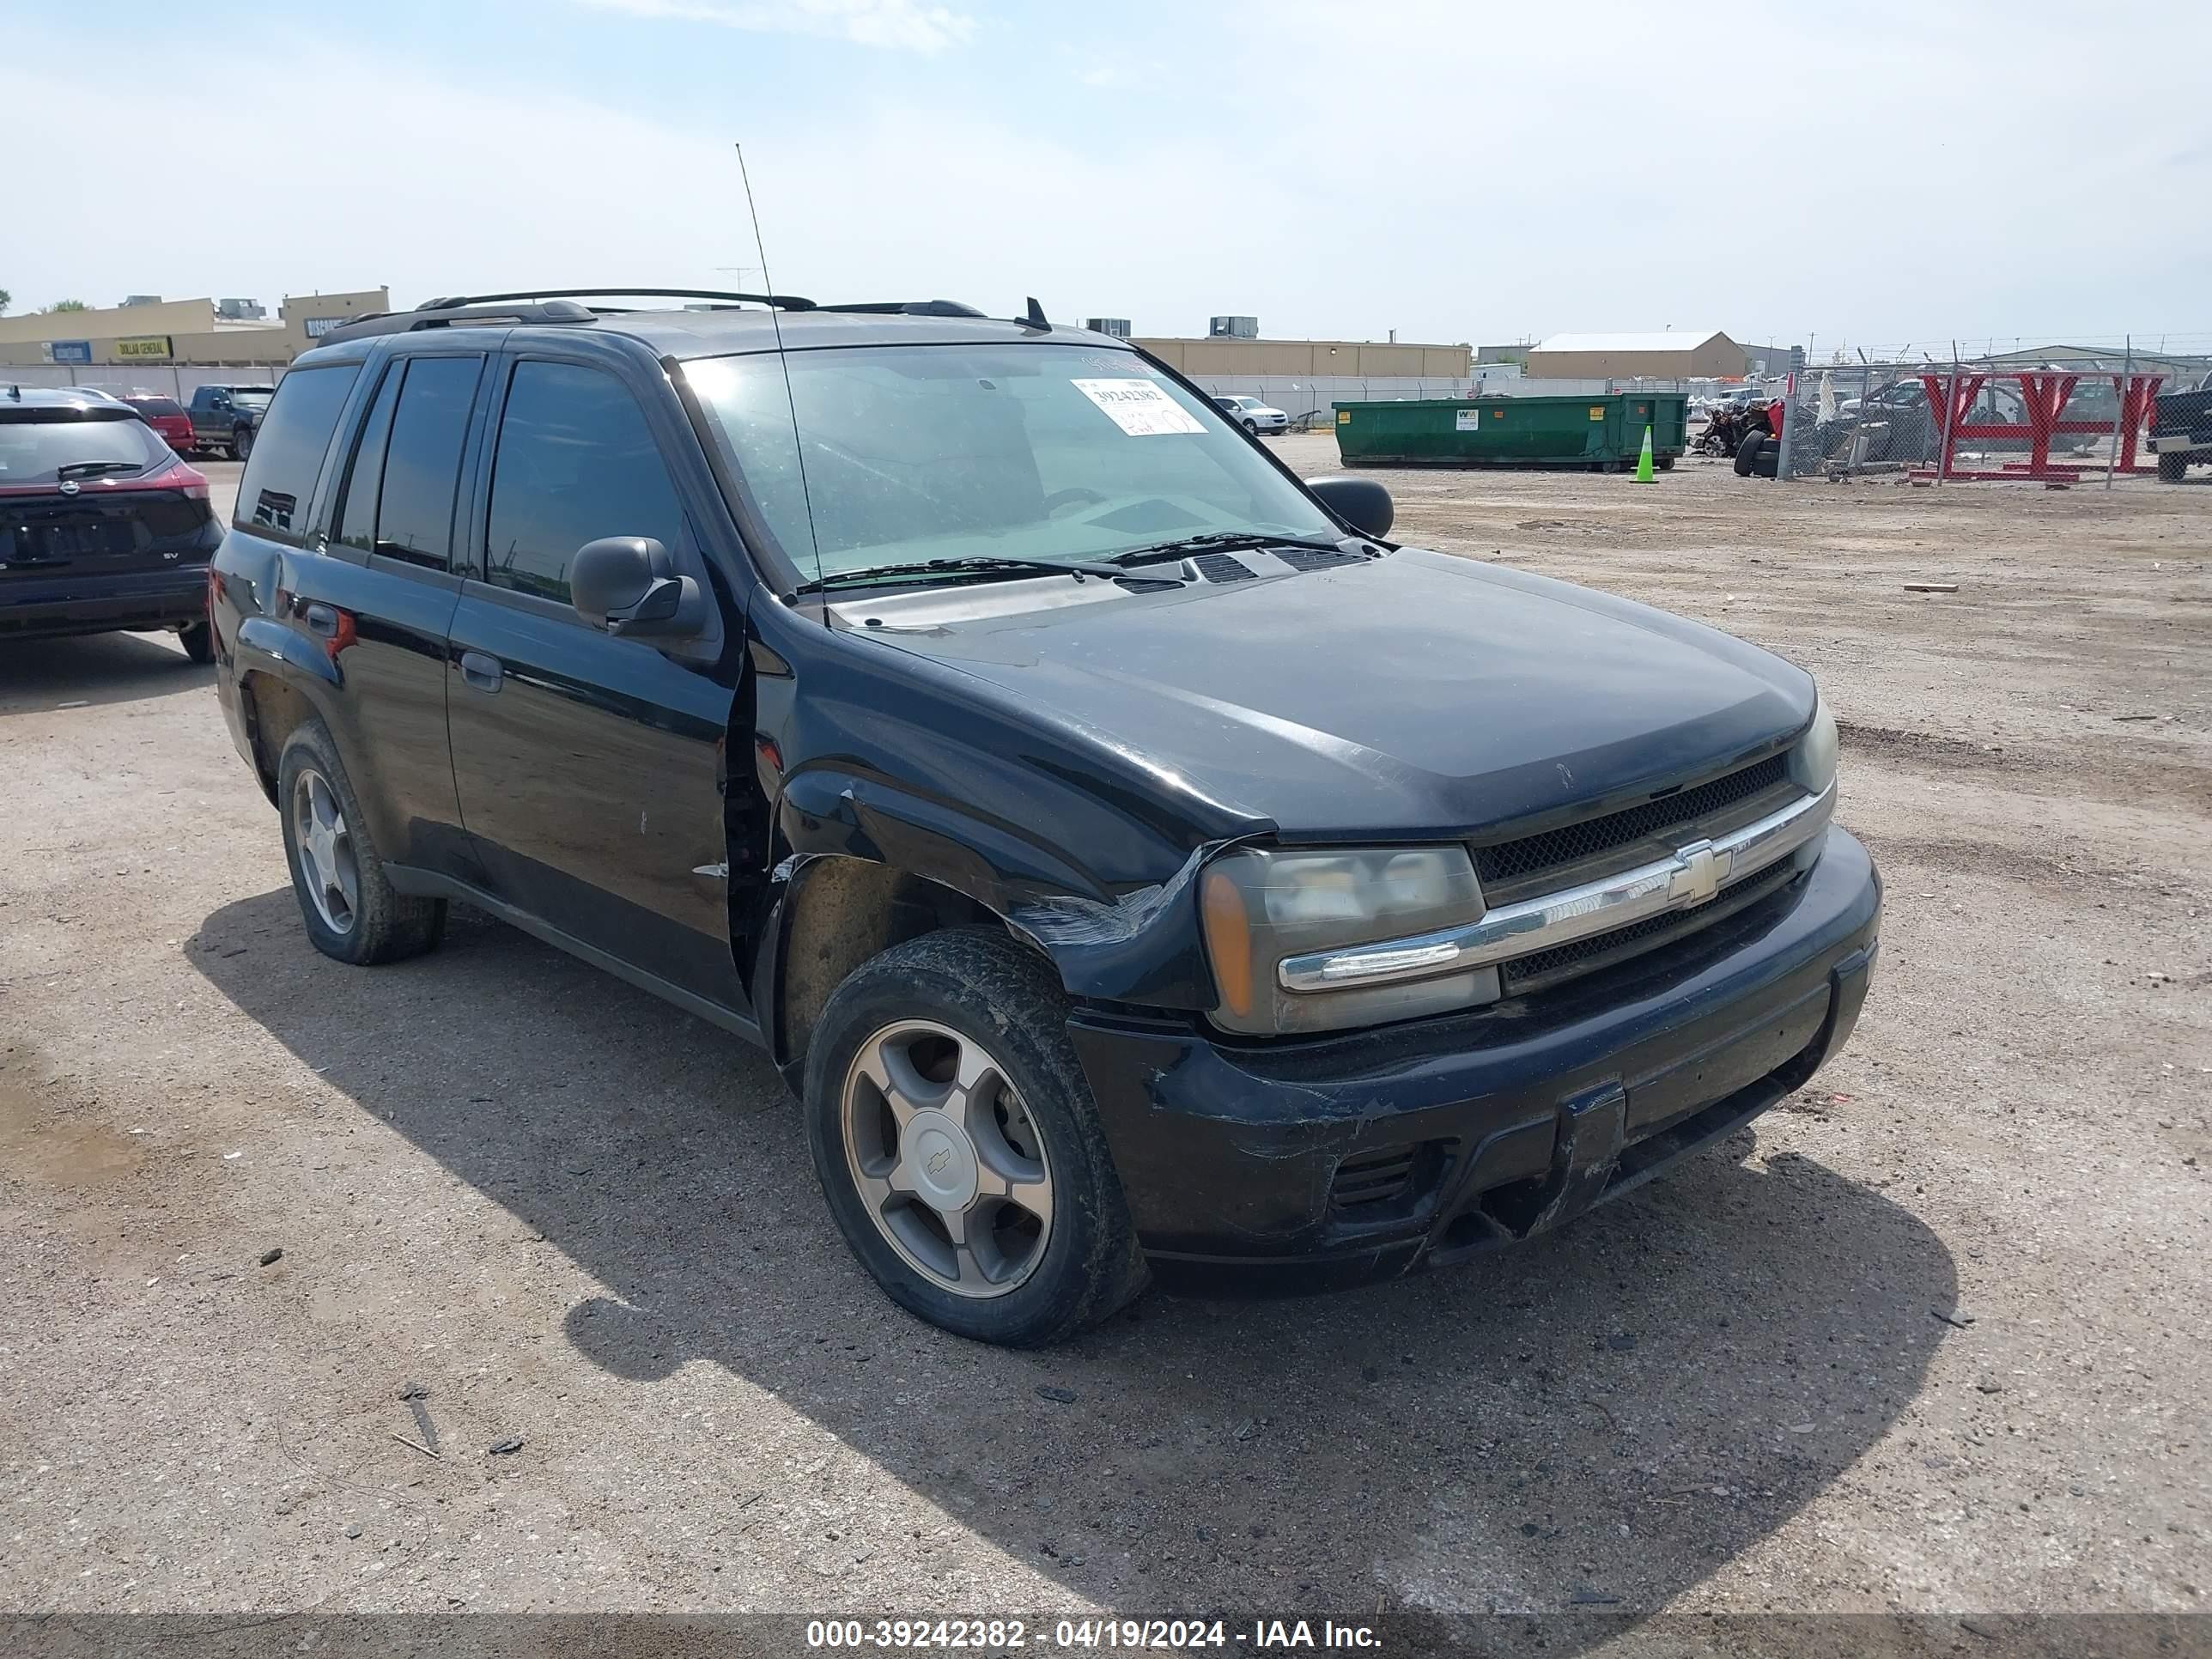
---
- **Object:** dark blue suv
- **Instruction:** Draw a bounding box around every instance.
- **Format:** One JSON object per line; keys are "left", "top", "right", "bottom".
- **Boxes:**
{"left": 3, "top": 385, "right": 219, "bottom": 658}
{"left": 210, "top": 289, "right": 1880, "bottom": 1346}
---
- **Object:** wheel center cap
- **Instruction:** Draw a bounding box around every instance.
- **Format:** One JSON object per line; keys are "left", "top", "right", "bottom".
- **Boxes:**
{"left": 903, "top": 1109, "right": 980, "bottom": 1210}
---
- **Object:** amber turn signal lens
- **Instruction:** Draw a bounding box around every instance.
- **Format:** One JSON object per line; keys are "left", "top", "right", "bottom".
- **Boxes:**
{"left": 1200, "top": 867, "right": 1255, "bottom": 1019}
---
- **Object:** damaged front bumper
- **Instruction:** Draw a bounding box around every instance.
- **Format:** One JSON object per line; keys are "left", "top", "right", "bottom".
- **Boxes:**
{"left": 1067, "top": 825, "right": 1881, "bottom": 1293}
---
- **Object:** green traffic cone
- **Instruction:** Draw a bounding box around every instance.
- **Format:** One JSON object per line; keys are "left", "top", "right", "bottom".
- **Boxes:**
{"left": 1632, "top": 423, "right": 1656, "bottom": 482}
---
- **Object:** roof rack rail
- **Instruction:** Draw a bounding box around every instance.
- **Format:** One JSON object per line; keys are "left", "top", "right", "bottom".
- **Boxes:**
{"left": 310, "top": 300, "right": 602, "bottom": 347}
{"left": 417, "top": 288, "right": 816, "bottom": 312}
{"left": 813, "top": 300, "right": 988, "bottom": 319}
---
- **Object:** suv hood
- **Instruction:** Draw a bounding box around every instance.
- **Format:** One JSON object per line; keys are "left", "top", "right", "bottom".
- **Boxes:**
{"left": 842, "top": 546, "right": 1814, "bottom": 842}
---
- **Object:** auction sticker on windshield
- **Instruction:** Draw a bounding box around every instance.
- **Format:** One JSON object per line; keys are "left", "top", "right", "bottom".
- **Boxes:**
{"left": 1073, "top": 379, "right": 1206, "bottom": 436}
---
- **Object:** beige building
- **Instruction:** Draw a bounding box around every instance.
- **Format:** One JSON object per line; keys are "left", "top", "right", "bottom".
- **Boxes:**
{"left": 1522, "top": 330, "right": 1750, "bottom": 380}
{"left": 0, "top": 289, "right": 392, "bottom": 368}
{"left": 1133, "top": 337, "right": 1471, "bottom": 378}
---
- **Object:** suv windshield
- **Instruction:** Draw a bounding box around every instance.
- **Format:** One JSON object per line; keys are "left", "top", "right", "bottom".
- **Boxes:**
{"left": 684, "top": 343, "right": 1336, "bottom": 583}
{"left": 0, "top": 412, "right": 168, "bottom": 485}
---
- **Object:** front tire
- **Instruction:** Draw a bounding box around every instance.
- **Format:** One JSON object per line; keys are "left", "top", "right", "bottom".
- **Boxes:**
{"left": 1243, "top": 418, "right": 1258, "bottom": 435}
{"left": 804, "top": 927, "right": 1146, "bottom": 1346}
{"left": 276, "top": 720, "right": 445, "bottom": 966}
{"left": 2159, "top": 453, "right": 2188, "bottom": 483}
{"left": 234, "top": 425, "right": 255, "bottom": 463}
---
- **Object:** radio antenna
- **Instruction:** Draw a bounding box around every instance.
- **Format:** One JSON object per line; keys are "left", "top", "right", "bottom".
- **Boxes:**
{"left": 736, "top": 142, "right": 822, "bottom": 595}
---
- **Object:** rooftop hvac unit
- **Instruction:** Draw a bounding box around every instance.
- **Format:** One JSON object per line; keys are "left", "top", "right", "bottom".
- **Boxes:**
{"left": 216, "top": 297, "right": 267, "bottom": 320}
{"left": 1208, "top": 315, "right": 1259, "bottom": 339}
{"left": 1085, "top": 317, "right": 1132, "bottom": 338}
{"left": 122, "top": 295, "right": 162, "bottom": 307}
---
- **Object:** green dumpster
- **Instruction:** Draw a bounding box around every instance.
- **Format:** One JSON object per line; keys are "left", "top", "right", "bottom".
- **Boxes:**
{"left": 1334, "top": 392, "right": 1686, "bottom": 470}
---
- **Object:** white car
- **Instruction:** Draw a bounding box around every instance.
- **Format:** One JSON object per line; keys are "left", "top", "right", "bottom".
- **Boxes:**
{"left": 1212, "top": 393, "right": 1290, "bottom": 435}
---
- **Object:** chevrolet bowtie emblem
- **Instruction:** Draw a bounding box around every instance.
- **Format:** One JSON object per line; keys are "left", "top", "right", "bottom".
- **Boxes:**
{"left": 1667, "top": 838, "right": 1723, "bottom": 905}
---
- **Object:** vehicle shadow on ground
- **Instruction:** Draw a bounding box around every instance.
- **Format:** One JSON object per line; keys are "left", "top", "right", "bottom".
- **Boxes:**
{"left": 191, "top": 890, "right": 1954, "bottom": 1625}
{"left": 0, "top": 632, "right": 209, "bottom": 714}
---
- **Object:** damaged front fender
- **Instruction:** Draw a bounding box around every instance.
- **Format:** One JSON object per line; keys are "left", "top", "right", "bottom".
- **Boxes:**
{"left": 768, "top": 766, "right": 1228, "bottom": 1012}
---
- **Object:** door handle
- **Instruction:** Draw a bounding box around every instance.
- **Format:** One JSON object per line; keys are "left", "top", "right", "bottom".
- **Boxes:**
{"left": 302, "top": 602, "right": 340, "bottom": 639}
{"left": 459, "top": 650, "right": 504, "bottom": 692}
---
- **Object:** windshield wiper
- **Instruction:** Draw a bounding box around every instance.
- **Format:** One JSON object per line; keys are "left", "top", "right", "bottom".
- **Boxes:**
{"left": 793, "top": 554, "right": 1182, "bottom": 597}
{"left": 55, "top": 459, "right": 144, "bottom": 481}
{"left": 1106, "top": 531, "right": 1357, "bottom": 566}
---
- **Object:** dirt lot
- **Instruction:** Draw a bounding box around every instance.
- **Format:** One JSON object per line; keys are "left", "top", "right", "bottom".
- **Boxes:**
{"left": 3, "top": 444, "right": 2207, "bottom": 1631}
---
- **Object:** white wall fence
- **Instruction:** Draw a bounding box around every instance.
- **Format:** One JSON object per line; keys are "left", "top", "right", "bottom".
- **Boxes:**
{"left": 2, "top": 362, "right": 289, "bottom": 401}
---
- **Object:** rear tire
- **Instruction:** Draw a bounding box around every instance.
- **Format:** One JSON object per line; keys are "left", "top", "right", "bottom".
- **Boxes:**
{"left": 276, "top": 720, "right": 446, "bottom": 967}
{"left": 804, "top": 927, "right": 1146, "bottom": 1346}
{"left": 2159, "top": 453, "right": 2188, "bottom": 483}
{"left": 178, "top": 621, "right": 216, "bottom": 665}
{"left": 1243, "top": 418, "right": 1259, "bottom": 435}
{"left": 1735, "top": 434, "right": 1765, "bottom": 477}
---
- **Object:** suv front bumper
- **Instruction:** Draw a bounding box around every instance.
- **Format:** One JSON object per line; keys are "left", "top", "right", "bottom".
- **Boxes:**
{"left": 1069, "top": 825, "right": 1881, "bottom": 1292}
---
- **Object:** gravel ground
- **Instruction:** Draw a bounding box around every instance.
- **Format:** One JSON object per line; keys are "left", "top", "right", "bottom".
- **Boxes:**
{"left": 2, "top": 447, "right": 2207, "bottom": 1627}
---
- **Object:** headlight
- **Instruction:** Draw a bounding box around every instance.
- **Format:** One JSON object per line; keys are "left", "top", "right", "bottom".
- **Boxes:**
{"left": 1199, "top": 846, "right": 1491, "bottom": 1035}
{"left": 1789, "top": 693, "right": 1838, "bottom": 796}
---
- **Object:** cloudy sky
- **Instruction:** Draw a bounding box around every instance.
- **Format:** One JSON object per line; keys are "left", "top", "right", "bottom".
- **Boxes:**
{"left": 7, "top": 0, "right": 2208, "bottom": 354}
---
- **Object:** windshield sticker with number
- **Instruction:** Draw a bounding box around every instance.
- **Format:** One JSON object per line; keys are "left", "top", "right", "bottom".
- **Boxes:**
{"left": 1071, "top": 379, "right": 1206, "bottom": 436}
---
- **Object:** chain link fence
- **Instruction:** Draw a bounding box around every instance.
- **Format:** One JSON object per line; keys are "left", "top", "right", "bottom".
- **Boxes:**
{"left": 0, "top": 362, "right": 289, "bottom": 401}
{"left": 1763, "top": 337, "right": 2212, "bottom": 483}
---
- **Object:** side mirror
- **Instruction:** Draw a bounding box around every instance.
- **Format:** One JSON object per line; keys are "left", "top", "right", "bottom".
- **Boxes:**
{"left": 1304, "top": 475, "right": 1394, "bottom": 539}
{"left": 570, "top": 536, "right": 705, "bottom": 638}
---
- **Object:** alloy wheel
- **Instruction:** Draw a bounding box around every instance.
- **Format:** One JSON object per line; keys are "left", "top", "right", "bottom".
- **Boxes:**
{"left": 290, "top": 767, "right": 360, "bottom": 935}
{"left": 840, "top": 1018, "right": 1054, "bottom": 1298}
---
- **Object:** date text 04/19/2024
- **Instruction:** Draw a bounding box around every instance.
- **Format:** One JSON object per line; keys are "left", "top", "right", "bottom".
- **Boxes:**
{"left": 804, "top": 1620, "right": 1382, "bottom": 1650}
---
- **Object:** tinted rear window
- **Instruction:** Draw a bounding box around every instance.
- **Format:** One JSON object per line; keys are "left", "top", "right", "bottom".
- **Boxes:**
{"left": 368, "top": 355, "right": 483, "bottom": 571}
{"left": 129, "top": 397, "right": 185, "bottom": 417}
{"left": 234, "top": 364, "right": 361, "bottom": 537}
{"left": 0, "top": 411, "right": 168, "bottom": 485}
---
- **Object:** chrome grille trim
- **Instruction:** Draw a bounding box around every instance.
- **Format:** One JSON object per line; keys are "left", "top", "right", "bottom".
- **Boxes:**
{"left": 1277, "top": 781, "right": 1835, "bottom": 994}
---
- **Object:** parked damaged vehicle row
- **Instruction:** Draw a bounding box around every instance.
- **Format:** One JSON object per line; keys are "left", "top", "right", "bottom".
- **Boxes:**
{"left": 209, "top": 289, "right": 1881, "bottom": 1345}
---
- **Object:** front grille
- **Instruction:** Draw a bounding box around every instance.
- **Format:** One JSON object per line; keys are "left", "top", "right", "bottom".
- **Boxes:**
{"left": 1499, "top": 858, "right": 1798, "bottom": 995}
{"left": 1474, "top": 754, "right": 1791, "bottom": 896}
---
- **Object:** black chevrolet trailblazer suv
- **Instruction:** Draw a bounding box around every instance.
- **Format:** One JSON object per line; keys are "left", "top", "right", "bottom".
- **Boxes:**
{"left": 209, "top": 288, "right": 1881, "bottom": 1346}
